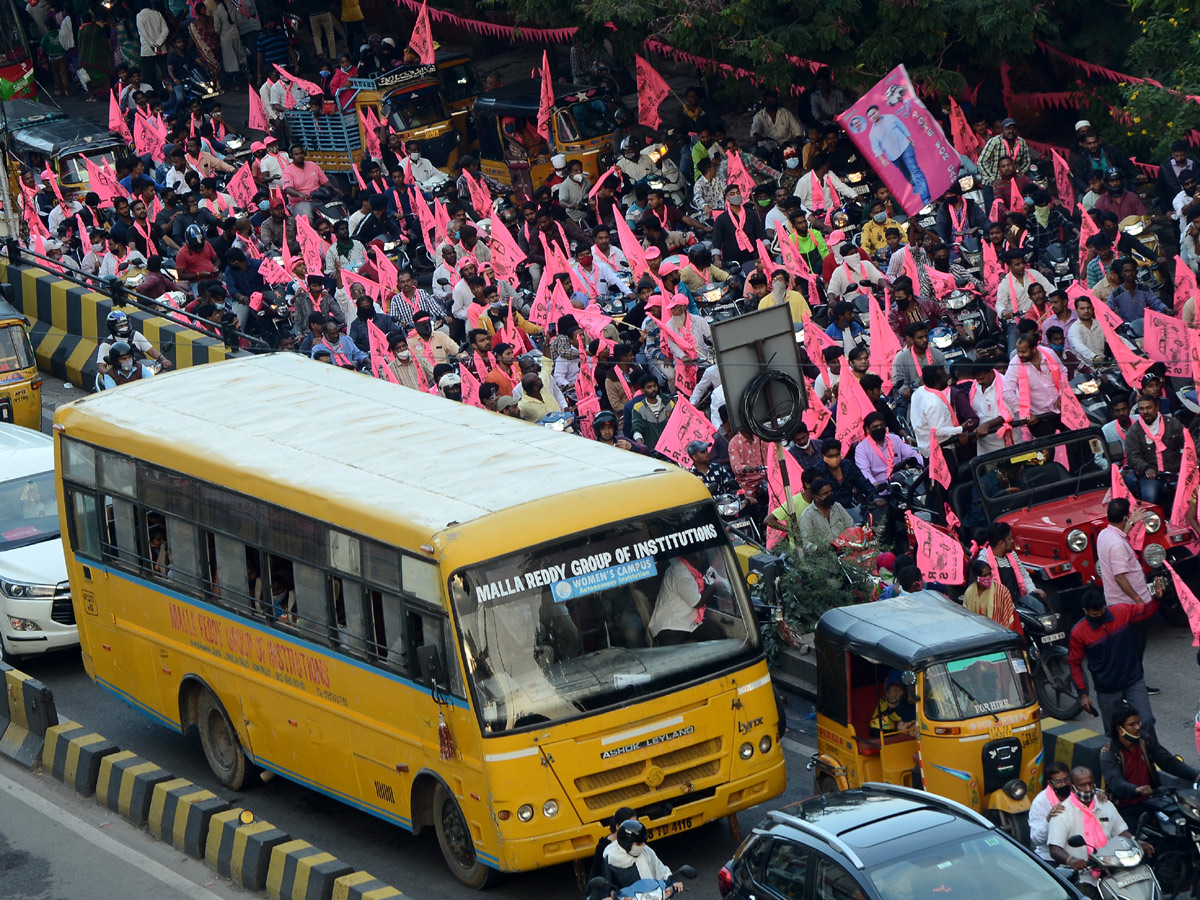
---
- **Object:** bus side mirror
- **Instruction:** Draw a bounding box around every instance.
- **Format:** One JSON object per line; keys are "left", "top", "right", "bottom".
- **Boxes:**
{"left": 416, "top": 644, "right": 445, "bottom": 686}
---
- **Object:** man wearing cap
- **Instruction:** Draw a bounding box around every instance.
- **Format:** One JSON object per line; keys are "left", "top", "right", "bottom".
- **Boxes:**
{"left": 1070, "top": 128, "right": 1137, "bottom": 196}
{"left": 978, "top": 118, "right": 1031, "bottom": 188}
{"left": 688, "top": 441, "right": 740, "bottom": 497}
{"left": 260, "top": 138, "right": 291, "bottom": 188}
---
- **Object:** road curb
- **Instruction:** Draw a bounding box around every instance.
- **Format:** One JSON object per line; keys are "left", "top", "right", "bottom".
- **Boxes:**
{"left": 267, "top": 839, "right": 355, "bottom": 900}
{"left": 148, "top": 777, "right": 232, "bottom": 858}
{"left": 1042, "top": 716, "right": 1107, "bottom": 778}
{"left": 0, "top": 662, "right": 58, "bottom": 768}
{"left": 42, "top": 718, "right": 120, "bottom": 795}
{"left": 331, "top": 872, "right": 403, "bottom": 899}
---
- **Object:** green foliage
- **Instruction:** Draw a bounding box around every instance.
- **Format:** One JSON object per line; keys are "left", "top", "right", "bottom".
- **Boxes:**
{"left": 759, "top": 546, "right": 873, "bottom": 668}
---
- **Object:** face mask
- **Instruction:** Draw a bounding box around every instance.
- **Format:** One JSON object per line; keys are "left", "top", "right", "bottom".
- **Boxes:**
{"left": 977, "top": 576, "right": 993, "bottom": 590}
{"left": 119, "top": 359, "right": 134, "bottom": 373}
{"left": 396, "top": 350, "right": 410, "bottom": 361}
{"left": 727, "top": 194, "right": 742, "bottom": 206}
{"left": 1049, "top": 342, "right": 1064, "bottom": 354}
{"left": 933, "top": 257, "right": 950, "bottom": 272}
{"left": 627, "top": 845, "right": 644, "bottom": 858}
{"left": 1107, "top": 184, "right": 1122, "bottom": 195}
{"left": 1034, "top": 205, "right": 1051, "bottom": 226}
{"left": 785, "top": 157, "right": 799, "bottom": 169}
{"left": 573, "top": 173, "right": 584, "bottom": 183}
{"left": 415, "top": 323, "right": 432, "bottom": 338}
{"left": 410, "top": 152, "right": 421, "bottom": 161}
{"left": 1119, "top": 726, "right": 1141, "bottom": 742}
{"left": 873, "top": 213, "right": 887, "bottom": 224}
{"left": 357, "top": 306, "right": 372, "bottom": 320}
{"left": 817, "top": 495, "right": 834, "bottom": 509}
{"left": 869, "top": 428, "right": 886, "bottom": 441}
{"left": 1074, "top": 787, "right": 1095, "bottom": 805}
{"left": 1052, "top": 783, "right": 1072, "bottom": 801}
{"left": 319, "top": 69, "right": 331, "bottom": 78}
{"left": 772, "top": 282, "right": 787, "bottom": 297}
{"left": 272, "top": 589, "right": 288, "bottom": 604}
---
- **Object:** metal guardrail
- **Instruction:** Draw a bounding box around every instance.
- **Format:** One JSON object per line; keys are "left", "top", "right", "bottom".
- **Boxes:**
{"left": 3, "top": 239, "right": 273, "bottom": 354}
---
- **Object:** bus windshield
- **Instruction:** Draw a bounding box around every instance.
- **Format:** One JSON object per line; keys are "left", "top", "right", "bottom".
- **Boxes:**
{"left": 451, "top": 504, "right": 759, "bottom": 733}
{"left": 923, "top": 651, "right": 1034, "bottom": 720}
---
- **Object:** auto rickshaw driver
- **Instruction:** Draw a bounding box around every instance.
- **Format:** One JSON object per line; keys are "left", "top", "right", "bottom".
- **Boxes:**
{"left": 870, "top": 672, "right": 916, "bottom": 736}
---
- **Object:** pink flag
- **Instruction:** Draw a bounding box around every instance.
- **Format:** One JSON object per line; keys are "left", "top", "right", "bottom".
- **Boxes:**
{"left": 75, "top": 215, "right": 92, "bottom": 257}
{"left": 1165, "top": 560, "right": 1200, "bottom": 647}
{"left": 1059, "top": 378, "right": 1092, "bottom": 431}
{"left": 653, "top": 397, "right": 718, "bottom": 467}
{"left": 868, "top": 292, "right": 899, "bottom": 392}
{"left": 295, "top": 215, "right": 327, "bottom": 279}
{"left": 226, "top": 162, "right": 257, "bottom": 210}
{"left": 1094, "top": 299, "right": 1153, "bottom": 388}
{"left": 459, "top": 364, "right": 483, "bottom": 408}
{"left": 981, "top": 237, "right": 1003, "bottom": 295}
{"left": 248, "top": 84, "right": 269, "bottom": 132}
{"left": 273, "top": 65, "right": 324, "bottom": 98}
{"left": 947, "top": 97, "right": 980, "bottom": 160}
{"left": 258, "top": 255, "right": 291, "bottom": 285}
{"left": 588, "top": 163, "right": 622, "bottom": 201}
{"left": 40, "top": 164, "right": 63, "bottom": 203}
{"left": 834, "top": 370, "right": 874, "bottom": 452}
{"left": 802, "top": 388, "right": 833, "bottom": 436}
{"left": 1051, "top": 149, "right": 1074, "bottom": 211}
{"left": 1110, "top": 460, "right": 1132, "bottom": 503}
{"left": 461, "top": 169, "right": 493, "bottom": 218}
{"left": 1078, "top": 204, "right": 1099, "bottom": 261}
{"left": 1145, "top": 308, "right": 1190, "bottom": 378}
{"left": 575, "top": 365, "right": 602, "bottom": 438}
{"left": 1171, "top": 428, "right": 1200, "bottom": 529}
{"left": 613, "top": 208, "right": 648, "bottom": 278}
{"left": 536, "top": 51, "right": 554, "bottom": 141}
{"left": 1174, "top": 257, "right": 1199, "bottom": 315}
{"left": 367, "top": 320, "right": 400, "bottom": 384}
{"left": 133, "top": 112, "right": 158, "bottom": 159}
{"left": 766, "top": 441, "right": 807, "bottom": 510}
{"left": 635, "top": 55, "right": 671, "bottom": 130}
{"left": 409, "top": 186, "right": 439, "bottom": 247}
{"left": 342, "top": 268, "right": 386, "bottom": 307}
{"left": 906, "top": 512, "right": 965, "bottom": 585}
{"left": 573, "top": 303, "right": 614, "bottom": 340}
{"left": 724, "top": 151, "right": 755, "bottom": 201}
{"left": 409, "top": 0, "right": 435, "bottom": 66}
{"left": 1009, "top": 177, "right": 1024, "bottom": 214}
{"left": 109, "top": 90, "right": 132, "bottom": 144}
{"left": 490, "top": 221, "right": 527, "bottom": 282}
{"left": 928, "top": 427, "right": 952, "bottom": 490}
{"left": 373, "top": 246, "right": 399, "bottom": 294}
{"left": 359, "top": 108, "right": 382, "bottom": 160}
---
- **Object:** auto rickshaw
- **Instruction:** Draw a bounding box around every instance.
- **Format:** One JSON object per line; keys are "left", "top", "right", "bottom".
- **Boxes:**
{"left": 0, "top": 295, "right": 42, "bottom": 430}
{"left": 3, "top": 99, "right": 123, "bottom": 200}
{"left": 473, "top": 80, "right": 616, "bottom": 200}
{"left": 809, "top": 593, "right": 1040, "bottom": 844}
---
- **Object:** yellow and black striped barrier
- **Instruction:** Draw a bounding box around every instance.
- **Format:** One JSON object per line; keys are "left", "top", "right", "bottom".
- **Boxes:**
{"left": 331, "top": 872, "right": 403, "bottom": 900}
{"left": 96, "top": 750, "right": 174, "bottom": 826}
{"left": 149, "top": 777, "right": 232, "bottom": 858}
{"left": 0, "top": 259, "right": 228, "bottom": 390}
{"left": 1042, "top": 716, "right": 1107, "bottom": 778}
{"left": 0, "top": 661, "right": 58, "bottom": 767}
{"left": 42, "top": 718, "right": 120, "bottom": 794}
{"left": 205, "top": 807, "right": 293, "bottom": 892}
{"left": 266, "top": 839, "right": 355, "bottom": 900}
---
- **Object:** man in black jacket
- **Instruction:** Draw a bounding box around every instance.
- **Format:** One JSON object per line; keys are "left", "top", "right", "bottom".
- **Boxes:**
{"left": 711, "top": 183, "right": 765, "bottom": 265}
{"left": 1100, "top": 701, "right": 1197, "bottom": 827}
{"left": 1070, "top": 129, "right": 1137, "bottom": 195}
{"left": 1124, "top": 393, "right": 1185, "bottom": 507}
{"left": 348, "top": 285, "right": 398, "bottom": 354}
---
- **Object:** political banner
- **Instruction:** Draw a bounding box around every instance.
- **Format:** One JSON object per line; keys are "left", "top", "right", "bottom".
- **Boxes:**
{"left": 836, "top": 65, "right": 958, "bottom": 216}
{"left": 654, "top": 397, "right": 717, "bottom": 467}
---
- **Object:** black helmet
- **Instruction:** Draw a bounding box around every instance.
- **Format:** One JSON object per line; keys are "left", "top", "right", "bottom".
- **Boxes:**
{"left": 687, "top": 243, "right": 713, "bottom": 269}
{"left": 593, "top": 411, "right": 618, "bottom": 429}
{"left": 615, "top": 819, "right": 647, "bottom": 853}
{"left": 106, "top": 309, "right": 132, "bottom": 339}
{"left": 107, "top": 340, "right": 133, "bottom": 367}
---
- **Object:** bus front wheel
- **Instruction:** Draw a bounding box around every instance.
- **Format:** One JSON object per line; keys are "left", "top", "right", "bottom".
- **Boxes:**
{"left": 432, "top": 783, "right": 498, "bottom": 889}
{"left": 197, "top": 691, "right": 253, "bottom": 791}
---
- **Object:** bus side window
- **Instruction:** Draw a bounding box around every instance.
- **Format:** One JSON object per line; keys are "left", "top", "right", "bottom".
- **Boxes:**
{"left": 165, "top": 517, "right": 200, "bottom": 591}
{"left": 266, "top": 556, "right": 296, "bottom": 620}
{"left": 331, "top": 577, "right": 370, "bottom": 658}
{"left": 292, "top": 561, "right": 328, "bottom": 635}
{"left": 208, "top": 533, "right": 251, "bottom": 612}
{"left": 407, "top": 606, "right": 462, "bottom": 695}
{"left": 67, "top": 491, "right": 100, "bottom": 559}
{"left": 103, "top": 496, "right": 142, "bottom": 568}
{"left": 368, "top": 589, "right": 407, "bottom": 671}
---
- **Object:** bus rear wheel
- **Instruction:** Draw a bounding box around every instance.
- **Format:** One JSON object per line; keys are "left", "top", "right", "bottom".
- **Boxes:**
{"left": 196, "top": 691, "right": 253, "bottom": 791}
{"left": 432, "top": 783, "right": 498, "bottom": 889}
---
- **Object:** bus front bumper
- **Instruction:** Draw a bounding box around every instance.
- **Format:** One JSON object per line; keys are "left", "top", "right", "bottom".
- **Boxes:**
{"left": 490, "top": 755, "right": 787, "bottom": 872}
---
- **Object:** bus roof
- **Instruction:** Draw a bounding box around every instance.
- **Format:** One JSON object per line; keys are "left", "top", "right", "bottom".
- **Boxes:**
{"left": 55, "top": 354, "right": 700, "bottom": 561}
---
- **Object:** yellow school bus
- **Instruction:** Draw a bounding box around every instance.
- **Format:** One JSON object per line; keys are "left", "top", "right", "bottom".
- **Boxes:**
{"left": 53, "top": 353, "right": 784, "bottom": 886}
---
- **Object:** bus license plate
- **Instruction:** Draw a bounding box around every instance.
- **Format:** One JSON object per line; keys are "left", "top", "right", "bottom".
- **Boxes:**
{"left": 649, "top": 816, "right": 695, "bottom": 840}
{"left": 989, "top": 725, "right": 1013, "bottom": 739}
{"left": 1040, "top": 632, "right": 1065, "bottom": 643}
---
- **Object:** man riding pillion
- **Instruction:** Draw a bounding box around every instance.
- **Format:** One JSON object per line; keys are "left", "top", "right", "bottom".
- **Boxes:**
{"left": 1100, "top": 702, "right": 1198, "bottom": 830}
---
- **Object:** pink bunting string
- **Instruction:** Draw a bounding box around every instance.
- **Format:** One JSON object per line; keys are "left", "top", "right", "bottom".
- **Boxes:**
{"left": 393, "top": 0, "right": 578, "bottom": 42}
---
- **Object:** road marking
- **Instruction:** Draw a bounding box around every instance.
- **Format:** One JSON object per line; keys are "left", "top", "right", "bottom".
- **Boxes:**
{"left": 0, "top": 769, "right": 228, "bottom": 900}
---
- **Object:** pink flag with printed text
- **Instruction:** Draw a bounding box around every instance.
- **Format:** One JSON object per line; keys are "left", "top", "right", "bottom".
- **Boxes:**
{"left": 1171, "top": 428, "right": 1200, "bottom": 529}
{"left": 537, "top": 51, "right": 554, "bottom": 141}
{"left": 409, "top": 0, "right": 435, "bottom": 65}
{"left": 373, "top": 246, "right": 399, "bottom": 294}
{"left": 1165, "top": 560, "right": 1200, "bottom": 646}
{"left": 654, "top": 397, "right": 717, "bottom": 467}
{"left": 109, "top": 91, "right": 132, "bottom": 144}
{"left": 1145, "top": 308, "right": 1190, "bottom": 378}
{"left": 367, "top": 320, "right": 400, "bottom": 384}
{"left": 1174, "top": 257, "right": 1199, "bottom": 314}
{"left": 342, "top": 268, "right": 387, "bottom": 308}
{"left": 226, "top": 162, "right": 257, "bottom": 210}
{"left": 724, "top": 151, "right": 755, "bottom": 201}
{"left": 635, "top": 55, "right": 671, "bottom": 130}
{"left": 359, "top": 108, "right": 382, "bottom": 160}
{"left": 248, "top": 84, "right": 269, "bottom": 132}
{"left": 906, "top": 513, "right": 965, "bottom": 585}
{"left": 1051, "top": 149, "right": 1074, "bottom": 211}
{"left": 835, "top": 368, "right": 875, "bottom": 452}
{"left": 928, "top": 427, "right": 952, "bottom": 490}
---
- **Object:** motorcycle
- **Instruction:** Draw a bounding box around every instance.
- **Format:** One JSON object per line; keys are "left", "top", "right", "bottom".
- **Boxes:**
{"left": 1040, "top": 242, "right": 1076, "bottom": 292}
{"left": 715, "top": 492, "right": 762, "bottom": 545}
{"left": 928, "top": 316, "right": 969, "bottom": 366}
{"left": 957, "top": 233, "right": 984, "bottom": 279}
{"left": 247, "top": 287, "right": 295, "bottom": 349}
{"left": 944, "top": 288, "right": 994, "bottom": 345}
{"left": 1072, "top": 364, "right": 1131, "bottom": 427}
{"left": 1133, "top": 785, "right": 1200, "bottom": 899}
{"left": 1066, "top": 834, "right": 1162, "bottom": 900}
{"left": 1015, "top": 592, "right": 1081, "bottom": 719}
{"left": 587, "top": 866, "right": 697, "bottom": 900}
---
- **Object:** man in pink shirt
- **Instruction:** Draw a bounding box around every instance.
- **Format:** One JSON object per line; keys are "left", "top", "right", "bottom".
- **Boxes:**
{"left": 281, "top": 145, "right": 335, "bottom": 216}
{"left": 1002, "top": 332, "right": 1065, "bottom": 438}
{"left": 1095, "top": 497, "right": 1160, "bottom": 683}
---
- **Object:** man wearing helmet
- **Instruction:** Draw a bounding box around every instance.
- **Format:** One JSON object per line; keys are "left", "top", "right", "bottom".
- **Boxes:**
{"left": 603, "top": 818, "right": 683, "bottom": 893}
{"left": 1093, "top": 167, "right": 1147, "bottom": 221}
{"left": 97, "top": 340, "right": 157, "bottom": 390}
{"left": 96, "top": 309, "right": 173, "bottom": 379}
{"left": 591, "top": 411, "right": 644, "bottom": 453}
{"left": 175, "top": 224, "right": 221, "bottom": 292}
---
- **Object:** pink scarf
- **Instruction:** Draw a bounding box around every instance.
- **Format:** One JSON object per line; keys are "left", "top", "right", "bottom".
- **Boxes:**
{"left": 1068, "top": 792, "right": 1107, "bottom": 852}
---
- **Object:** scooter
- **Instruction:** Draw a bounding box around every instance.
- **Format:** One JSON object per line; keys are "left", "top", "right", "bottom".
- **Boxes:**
{"left": 1134, "top": 785, "right": 1200, "bottom": 900}
{"left": 587, "top": 866, "right": 697, "bottom": 900}
{"left": 1040, "top": 242, "right": 1076, "bottom": 292}
{"left": 1015, "top": 592, "right": 1081, "bottom": 719}
{"left": 944, "top": 288, "right": 995, "bottom": 345}
{"left": 1066, "top": 834, "right": 1162, "bottom": 900}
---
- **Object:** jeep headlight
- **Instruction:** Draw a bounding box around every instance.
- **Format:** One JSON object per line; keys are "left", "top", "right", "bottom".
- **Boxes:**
{"left": 1143, "top": 512, "right": 1162, "bottom": 534}
{"left": 1143, "top": 543, "right": 1167, "bottom": 568}
{"left": 1066, "top": 529, "right": 1089, "bottom": 553}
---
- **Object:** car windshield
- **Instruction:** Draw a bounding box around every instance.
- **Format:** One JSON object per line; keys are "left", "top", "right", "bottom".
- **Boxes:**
{"left": 558, "top": 99, "right": 614, "bottom": 142}
{"left": 923, "top": 651, "right": 1034, "bottom": 720}
{"left": 869, "top": 831, "right": 1071, "bottom": 900}
{"left": 61, "top": 150, "right": 118, "bottom": 185}
{"left": 388, "top": 91, "right": 450, "bottom": 130}
{"left": 0, "top": 470, "right": 59, "bottom": 552}
{"left": 449, "top": 504, "right": 759, "bottom": 733}
{"left": 0, "top": 324, "right": 34, "bottom": 373}
{"left": 440, "top": 62, "right": 481, "bottom": 102}
{"left": 973, "top": 431, "right": 1111, "bottom": 519}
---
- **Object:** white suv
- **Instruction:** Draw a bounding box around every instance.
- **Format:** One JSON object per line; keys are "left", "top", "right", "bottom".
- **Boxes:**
{"left": 0, "top": 424, "right": 76, "bottom": 661}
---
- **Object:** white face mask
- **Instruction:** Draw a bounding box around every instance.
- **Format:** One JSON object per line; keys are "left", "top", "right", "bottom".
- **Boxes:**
{"left": 627, "top": 845, "right": 644, "bottom": 858}
{"left": 572, "top": 173, "right": 584, "bottom": 183}
{"left": 409, "top": 152, "right": 421, "bottom": 161}
{"left": 119, "top": 358, "right": 134, "bottom": 373}
{"left": 785, "top": 157, "right": 800, "bottom": 169}
{"left": 396, "top": 350, "right": 411, "bottom": 361}
{"left": 773, "top": 282, "right": 787, "bottom": 297}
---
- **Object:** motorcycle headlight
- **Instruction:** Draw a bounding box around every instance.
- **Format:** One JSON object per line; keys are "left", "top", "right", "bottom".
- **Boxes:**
{"left": 961, "top": 250, "right": 981, "bottom": 266}
{"left": 1097, "top": 846, "right": 1143, "bottom": 867}
{"left": 1039, "top": 615, "right": 1058, "bottom": 630}
{"left": 1143, "top": 543, "right": 1167, "bottom": 568}
{"left": 930, "top": 332, "right": 953, "bottom": 349}
{"left": 224, "top": 136, "right": 244, "bottom": 150}
{"left": 832, "top": 211, "right": 849, "bottom": 228}
{"left": 1076, "top": 379, "right": 1099, "bottom": 395}
{"left": 1143, "top": 512, "right": 1162, "bottom": 534}
{"left": 701, "top": 286, "right": 723, "bottom": 304}
{"left": 945, "top": 292, "right": 970, "bottom": 309}
{"left": 1066, "top": 529, "right": 1089, "bottom": 553}
{"left": 717, "top": 500, "right": 741, "bottom": 517}
{"left": 958, "top": 175, "right": 976, "bottom": 192}
{"left": 846, "top": 171, "right": 864, "bottom": 184}
{"left": 382, "top": 241, "right": 401, "bottom": 252}
{"left": 1125, "top": 222, "right": 1146, "bottom": 236}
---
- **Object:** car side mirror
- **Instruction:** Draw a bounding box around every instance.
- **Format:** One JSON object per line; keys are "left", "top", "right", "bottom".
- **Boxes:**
{"left": 416, "top": 644, "right": 445, "bottom": 686}
{"left": 1067, "top": 835, "right": 1086, "bottom": 848}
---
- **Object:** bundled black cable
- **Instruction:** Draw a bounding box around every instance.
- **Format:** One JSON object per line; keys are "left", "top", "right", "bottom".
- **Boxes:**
{"left": 739, "top": 368, "right": 804, "bottom": 442}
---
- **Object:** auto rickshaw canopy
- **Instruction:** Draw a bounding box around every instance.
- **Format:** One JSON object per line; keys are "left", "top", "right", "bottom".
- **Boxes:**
{"left": 816, "top": 593, "right": 1025, "bottom": 672}
{"left": 4, "top": 100, "right": 120, "bottom": 158}
{"left": 472, "top": 79, "right": 608, "bottom": 118}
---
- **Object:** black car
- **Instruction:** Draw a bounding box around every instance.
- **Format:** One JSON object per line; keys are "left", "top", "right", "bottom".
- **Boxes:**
{"left": 718, "top": 784, "right": 1083, "bottom": 900}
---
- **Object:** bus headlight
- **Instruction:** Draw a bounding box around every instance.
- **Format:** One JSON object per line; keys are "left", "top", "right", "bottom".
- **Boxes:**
{"left": 542, "top": 800, "right": 558, "bottom": 817}
{"left": 1143, "top": 544, "right": 1167, "bottom": 568}
{"left": 1066, "top": 529, "right": 1089, "bottom": 553}
{"left": 1143, "top": 513, "right": 1162, "bottom": 534}
{"left": 759, "top": 735, "right": 773, "bottom": 754}
{"left": 517, "top": 804, "right": 535, "bottom": 822}
{"left": 739, "top": 742, "right": 754, "bottom": 760}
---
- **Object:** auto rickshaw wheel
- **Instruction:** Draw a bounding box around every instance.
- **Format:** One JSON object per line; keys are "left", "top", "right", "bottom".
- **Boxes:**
{"left": 990, "top": 809, "right": 1031, "bottom": 848}
{"left": 815, "top": 773, "right": 839, "bottom": 795}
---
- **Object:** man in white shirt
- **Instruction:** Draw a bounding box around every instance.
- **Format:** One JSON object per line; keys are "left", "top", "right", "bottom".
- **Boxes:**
{"left": 750, "top": 89, "right": 803, "bottom": 147}
{"left": 910, "top": 365, "right": 963, "bottom": 457}
{"left": 47, "top": 198, "right": 84, "bottom": 236}
{"left": 996, "top": 249, "right": 1053, "bottom": 353}
{"left": 764, "top": 187, "right": 792, "bottom": 238}
{"left": 1029, "top": 762, "right": 1073, "bottom": 861}
{"left": 690, "top": 365, "right": 723, "bottom": 428}
{"left": 571, "top": 246, "right": 624, "bottom": 305}
{"left": 98, "top": 237, "right": 147, "bottom": 280}
{"left": 792, "top": 153, "right": 857, "bottom": 211}
{"left": 402, "top": 141, "right": 445, "bottom": 190}
{"left": 648, "top": 553, "right": 727, "bottom": 644}
{"left": 258, "top": 137, "right": 291, "bottom": 189}
{"left": 826, "top": 242, "right": 888, "bottom": 301}
{"left": 970, "top": 363, "right": 1010, "bottom": 455}
{"left": 1067, "top": 295, "right": 1106, "bottom": 368}
{"left": 431, "top": 246, "right": 457, "bottom": 306}
{"left": 1048, "top": 766, "right": 1142, "bottom": 889}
